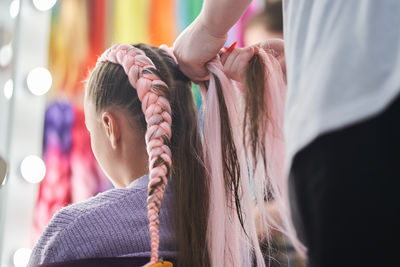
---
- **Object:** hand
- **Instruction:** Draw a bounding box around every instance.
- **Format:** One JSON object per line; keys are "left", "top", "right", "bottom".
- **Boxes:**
{"left": 220, "top": 46, "right": 255, "bottom": 83}
{"left": 173, "top": 14, "right": 227, "bottom": 82}
{"left": 220, "top": 39, "right": 286, "bottom": 83}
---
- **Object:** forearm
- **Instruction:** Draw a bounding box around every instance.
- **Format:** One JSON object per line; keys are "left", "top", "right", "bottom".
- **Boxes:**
{"left": 200, "top": 0, "right": 252, "bottom": 38}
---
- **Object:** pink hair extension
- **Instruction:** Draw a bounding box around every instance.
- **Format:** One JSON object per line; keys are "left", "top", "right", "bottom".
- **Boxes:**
{"left": 254, "top": 47, "right": 306, "bottom": 258}
{"left": 98, "top": 44, "right": 173, "bottom": 265}
{"left": 200, "top": 72, "right": 240, "bottom": 267}
{"left": 201, "top": 59, "right": 265, "bottom": 267}
{"left": 201, "top": 47, "right": 305, "bottom": 266}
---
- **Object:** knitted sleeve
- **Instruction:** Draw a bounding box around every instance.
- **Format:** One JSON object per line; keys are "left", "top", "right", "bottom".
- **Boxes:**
{"left": 27, "top": 189, "right": 129, "bottom": 266}
{"left": 28, "top": 207, "right": 82, "bottom": 267}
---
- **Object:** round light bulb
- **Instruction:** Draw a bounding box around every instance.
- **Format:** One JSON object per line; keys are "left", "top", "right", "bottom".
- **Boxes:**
{"left": 32, "top": 0, "right": 57, "bottom": 11}
{"left": 0, "top": 43, "right": 13, "bottom": 67}
{"left": 26, "top": 67, "right": 52, "bottom": 96}
{"left": 20, "top": 155, "right": 46, "bottom": 184}
{"left": 13, "top": 248, "right": 32, "bottom": 267}
{"left": 9, "top": 0, "right": 20, "bottom": 19}
{"left": 4, "top": 79, "right": 14, "bottom": 100}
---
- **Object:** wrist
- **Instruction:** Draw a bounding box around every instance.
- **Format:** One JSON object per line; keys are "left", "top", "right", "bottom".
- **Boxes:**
{"left": 197, "top": 11, "right": 228, "bottom": 40}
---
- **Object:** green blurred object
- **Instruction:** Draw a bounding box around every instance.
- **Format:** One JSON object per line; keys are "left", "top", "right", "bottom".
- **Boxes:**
{"left": 189, "top": 0, "right": 203, "bottom": 22}
{"left": 191, "top": 83, "right": 202, "bottom": 110}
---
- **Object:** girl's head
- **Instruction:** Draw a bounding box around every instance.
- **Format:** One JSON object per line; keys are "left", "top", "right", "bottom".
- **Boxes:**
{"left": 85, "top": 44, "right": 209, "bottom": 267}
{"left": 84, "top": 56, "right": 148, "bottom": 188}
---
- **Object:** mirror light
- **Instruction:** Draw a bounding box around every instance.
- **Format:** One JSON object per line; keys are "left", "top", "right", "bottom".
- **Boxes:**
{"left": 20, "top": 155, "right": 46, "bottom": 184}
{"left": 26, "top": 67, "right": 52, "bottom": 96}
{"left": 9, "top": 0, "right": 20, "bottom": 19}
{"left": 0, "top": 43, "right": 13, "bottom": 67}
{"left": 13, "top": 248, "right": 32, "bottom": 267}
{"left": 32, "top": 0, "right": 57, "bottom": 11}
{"left": 4, "top": 79, "right": 14, "bottom": 100}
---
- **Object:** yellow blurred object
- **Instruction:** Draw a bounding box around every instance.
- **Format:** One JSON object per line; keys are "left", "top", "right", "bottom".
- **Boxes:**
{"left": 147, "top": 261, "right": 173, "bottom": 267}
{"left": 113, "top": 0, "right": 149, "bottom": 44}
{"left": 48, "top": 0, "right": 88, "bottom": 99}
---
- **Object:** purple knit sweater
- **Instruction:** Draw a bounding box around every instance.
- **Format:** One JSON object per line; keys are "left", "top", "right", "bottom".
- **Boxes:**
{"left": 28, "top": 175, "right": 176, "bottom": 267}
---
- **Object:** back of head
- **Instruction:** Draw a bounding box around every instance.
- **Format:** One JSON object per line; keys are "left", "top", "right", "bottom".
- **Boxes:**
{"left": 244, "top": 0, "right": 283, "bottom": 45}
{"left": 86, "top": 44, "right": 209, "bottom": 267}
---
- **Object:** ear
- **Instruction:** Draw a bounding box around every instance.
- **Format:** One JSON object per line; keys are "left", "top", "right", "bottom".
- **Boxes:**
{"left": 101, "top": 112, "right": 120, "bottom": 149}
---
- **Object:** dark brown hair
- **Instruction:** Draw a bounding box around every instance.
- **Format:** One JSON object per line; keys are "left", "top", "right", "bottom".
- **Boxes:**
{"left": 213, "top": 74, "right": 246, "bottom": 233}
{"left": 86, "top": 44, "right": 210, "bottom": 267}
{"left": 244, "top": 54, "right": 269, "bottom": 176}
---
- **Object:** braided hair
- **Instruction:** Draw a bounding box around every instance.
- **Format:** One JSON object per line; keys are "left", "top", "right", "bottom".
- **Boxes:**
{"left": 87, "top": 44, "right": 209, "bottom": 267}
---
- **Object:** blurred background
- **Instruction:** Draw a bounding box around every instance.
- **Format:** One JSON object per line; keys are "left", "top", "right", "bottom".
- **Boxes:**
{"left": 0, "top": 0, "right": 283, "bottom": 266}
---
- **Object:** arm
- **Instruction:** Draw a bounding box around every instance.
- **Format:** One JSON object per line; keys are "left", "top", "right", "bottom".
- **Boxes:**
{"left": 173, "top": 0, "right": 252, "bottom": 81}
{"left": 201, "top": 0, "right": 252, "bottom": 38}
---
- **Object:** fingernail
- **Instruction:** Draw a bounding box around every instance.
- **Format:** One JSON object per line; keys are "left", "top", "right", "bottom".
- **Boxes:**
{"left": 227, "top": 41, "right": 238, "bottom": 53}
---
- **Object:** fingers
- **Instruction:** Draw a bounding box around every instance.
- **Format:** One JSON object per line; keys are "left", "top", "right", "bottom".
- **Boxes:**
{"left": 257, "top": 38, "right": 285, "bottom": 58}
{"left": 220, "top": 41, "right": 237, "bottom": 64}
{"left": 224, "top": 47, "right": 241, "bottom": 69}
{"left": 173, "top": 17, "right": 227, "bottom": 82}
{"left": 219, "top": 47, "right": 228, "bottom": 64}
{"left": 221, "top": 46, "right": 255, "bottom": 82}
{"left": 172, "top": 52, "right": 210, "bottom": 82}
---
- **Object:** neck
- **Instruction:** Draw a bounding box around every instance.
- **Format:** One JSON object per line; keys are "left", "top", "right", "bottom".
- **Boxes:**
{"left": 116, "top": 165, "right": 148, "bottom": 188}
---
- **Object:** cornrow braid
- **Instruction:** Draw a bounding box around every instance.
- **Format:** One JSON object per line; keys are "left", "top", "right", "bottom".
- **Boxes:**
{"left": 98, "top": 44, "right": 172, "bottom": 265}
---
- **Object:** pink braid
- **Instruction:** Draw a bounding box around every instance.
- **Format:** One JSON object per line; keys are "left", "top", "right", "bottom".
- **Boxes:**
{"left": 98, "top": 44, "right": 172, "bottom": 265}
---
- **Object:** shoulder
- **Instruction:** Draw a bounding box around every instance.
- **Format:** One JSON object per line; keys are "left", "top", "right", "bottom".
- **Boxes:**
{"left": 29, "top": 185, "right": 148, "bottom": 266}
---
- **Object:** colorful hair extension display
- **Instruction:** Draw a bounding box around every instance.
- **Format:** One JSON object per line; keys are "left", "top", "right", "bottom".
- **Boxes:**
{"left": 33, "top": 102, "right": 73, "bottom": 243}
{"left": 97, "top": 44, "right": 173, "bottom": 266}
{"left": 48, "top": 0, "right": 89, "bottom": 96}
{"left": 87, "top": 0, "right": 106, "bottom": 69}
{"left": 33, "top": 102, "right": 111, "bottom": 244}
{"left": 150, "top": 0, "right": 176, "bottom": 46}
{"left": 113, "top": 0, "right": 150, "bottom": 44}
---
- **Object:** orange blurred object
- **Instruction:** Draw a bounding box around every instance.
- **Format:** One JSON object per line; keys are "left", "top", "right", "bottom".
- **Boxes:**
{"left": 149, "top": 0, "right": 176, "bottom": 46}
